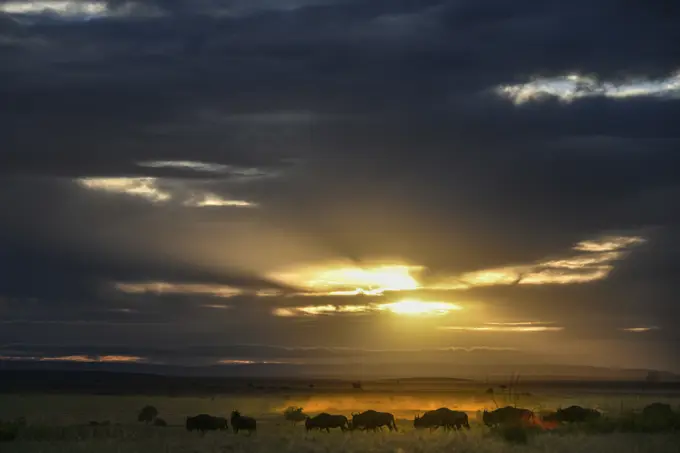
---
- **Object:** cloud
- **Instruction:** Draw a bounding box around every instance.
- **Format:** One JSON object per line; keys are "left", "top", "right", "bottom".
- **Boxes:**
{"left": 496, "top": 72, "right": 680, "bottom": 105}
{"left": 0, "top": 1, "right": 108, "bottom": 17}
{"left": 260, "top": 234, "right": 646, "bottom": 298}
{"left": 376, "top": 300, "right": 462, "bottom": 316}
{"left": 115, "top": 282, "right": 245, "bottom": 298}
{"left": 217, "top": 359, "right": 287, "bottom": 365}
{"left": 77, "top": 177, "right": 258, "bottom": 207}
{"left": 268, "top": 262, "right": 423, "bottom": 294}
{"left": 621, "top": 327, "right": 661, "bottom": 333}
{"left": 200, "top": 304, "right": 232, "bottom": 310}
{"left": 182, "top": 193, "right": 256, "bottom": 208}
{"left": 77, "top": 177, "right": 171, "bottom": 203}
{"left": 431, "top": 234, "right": 646, "bottom": 290}
{"left": 574, "top": 236, "right": 648, "bottom": 253}
{"left": 1, "top": 0, "right": 679, "bottom": 372}
{"left": 439, "top": 325, "right": 564, "bottom": 333}
{"left": 271, "top": 300, "right": 461, "bottom": 317}
{"left": 137, "top": 160, "right": 234, "bottom": 173}
{"left": 0, "top": 354, "right": 143, "bottom": 363}
{"left": 137, "top": 160, "right": 271, "bottom": 179}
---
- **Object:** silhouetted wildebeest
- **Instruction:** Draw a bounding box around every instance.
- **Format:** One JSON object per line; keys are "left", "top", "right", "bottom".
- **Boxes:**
{"left": 88, "top": 420, "right": 110, "bottom": 427}
{"left": 543, "top": 406, "right": 601, "bottom": 424}
{"left": 153, "top": 418, "right": 168, "bottom": 427}
{"left": 186, "top": 414, "right": 227, "bottom": 433}
{"left": 305, "top": 413, "right": 349, "bottom": 432}
{"left": 414, "top": 408, "right": 470, "bottom": 431}
{"left": 642, "top": 402, "right": 676, "bottom": 426}
{"left": 642, "top": 403, "right": 674, "bottom": 419}
{"left": 350, "top": 410, "right": 397, "bottom": 432}
{"left": 483, "top": 406, "right": 535, "bottom": 427}
{"left": 215, "top": 417, "right": 229, "bottom": 430}
{"left": 231, "top": 411, "right": 257, "bottom": 434}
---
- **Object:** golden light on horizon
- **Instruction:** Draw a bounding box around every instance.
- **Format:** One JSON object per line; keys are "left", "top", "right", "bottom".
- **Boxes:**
{"left": 377, "top": 299, "right": 462, "bottom": 316}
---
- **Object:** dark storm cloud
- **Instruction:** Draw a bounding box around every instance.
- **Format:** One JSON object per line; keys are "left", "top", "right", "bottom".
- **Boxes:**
{"left": 1, "top": 0, "right": 679, "bottom": 371}
{"left": 0, "top": 232, "right": 289, "bottom": 302}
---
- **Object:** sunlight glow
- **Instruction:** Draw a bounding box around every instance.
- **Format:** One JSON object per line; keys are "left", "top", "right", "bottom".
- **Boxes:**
{"left": 269, "top": 263, "right": 422, "bottom": 295}
{"left": 458, "top": 267, "right": 524, "bottom": 286}
{"left": 378, "top": 300, "right": 462, "bottom": 316}
{"left": 119, "top": 233, "right": 645, "bottom": 316}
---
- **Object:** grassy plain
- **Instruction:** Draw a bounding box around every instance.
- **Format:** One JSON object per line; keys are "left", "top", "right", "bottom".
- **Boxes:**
{"left": 2, "top": 380, "right": 680, "bottom": 452}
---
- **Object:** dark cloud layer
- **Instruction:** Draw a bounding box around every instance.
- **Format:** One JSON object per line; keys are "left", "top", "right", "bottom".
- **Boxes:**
{"left": 1, "top": 0, "right": 679, "bottom": 374}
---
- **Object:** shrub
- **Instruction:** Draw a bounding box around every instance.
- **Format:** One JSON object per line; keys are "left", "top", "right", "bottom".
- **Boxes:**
{"left": 138, "top": 405, "right": 159, "bottom": 424}
{"left": 0, "top": 418, "right": 25, "bottom": 442}
{"left": 283, "top": 406, "right": 308, "bottom": 424}
{"left": 499, "top": 425, "right": 529, "bottom": 444}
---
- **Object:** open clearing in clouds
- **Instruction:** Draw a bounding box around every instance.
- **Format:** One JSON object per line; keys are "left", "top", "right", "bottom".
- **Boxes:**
{"left": 2, "top": 383, "right": 680, "bottom": 453}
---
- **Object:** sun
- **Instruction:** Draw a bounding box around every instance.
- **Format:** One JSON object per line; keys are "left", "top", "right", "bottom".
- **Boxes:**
{"left": 378, "top": 299, "right": 462, "bottom": 316}
{"left": 269, "top": 263, "right": 422, "bottom": 295}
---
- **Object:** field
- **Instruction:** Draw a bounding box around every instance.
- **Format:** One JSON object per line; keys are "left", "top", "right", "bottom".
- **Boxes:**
{"left": 2, "top": 379, "right": 680, "bottom": 452}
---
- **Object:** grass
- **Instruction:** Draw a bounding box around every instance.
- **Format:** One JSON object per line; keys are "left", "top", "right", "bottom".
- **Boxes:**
{"left": 0, "top": 391, "right": 679, "bottom": 452}
{"left": 2, "top": 426, "right": 680, "bottom": 453}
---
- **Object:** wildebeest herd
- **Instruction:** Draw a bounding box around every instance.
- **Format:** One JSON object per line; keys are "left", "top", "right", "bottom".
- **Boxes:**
{"left": 186, "top": 411, "right": 256, "bottom": 434}
{"left": 179, "top": 402, "right": 678, "bottom": 436}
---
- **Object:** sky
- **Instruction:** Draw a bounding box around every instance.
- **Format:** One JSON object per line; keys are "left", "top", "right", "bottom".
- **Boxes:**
{"left": 1, "top": 0, "right": 679, "bottom": 376}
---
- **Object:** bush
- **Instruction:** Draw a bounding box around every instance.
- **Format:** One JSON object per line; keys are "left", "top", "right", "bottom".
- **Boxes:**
{"left": 551, "top": 411, "right": 680, "bottom": 435}
{"left": 0, "top": 418, "right": 25, "bottom": 442}
{"left": 499, "top": 425, "right": 529, "bottom": 444}
{"left": 489, "top": 423, "right": 543, "bottom": 445}
{"left": 283, "top": 406, "right": 308, "bottom": 424}
{"left": 0, "top": 427, "right": 18, "bottom": 442}
{"left": 138, "top": 405, "right": 159, "bottom": 424}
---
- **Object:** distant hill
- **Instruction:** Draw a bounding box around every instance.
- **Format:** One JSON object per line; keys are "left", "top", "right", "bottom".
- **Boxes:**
{"left": 1, "top": 360, "right": 679, "bottom": 395}
{"left": 1, "top": 359, "right": 679, "bottom": 381}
